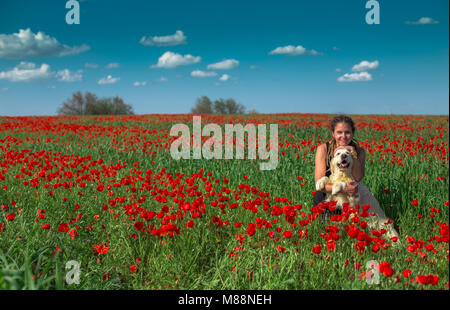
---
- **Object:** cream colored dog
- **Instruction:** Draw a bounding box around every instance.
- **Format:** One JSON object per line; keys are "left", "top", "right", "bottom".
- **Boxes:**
{"left": 316, "top": 149, "right": 360, "bottom": 208}
{"left": 316, "top": 149, "right": 399, "bottom": 240}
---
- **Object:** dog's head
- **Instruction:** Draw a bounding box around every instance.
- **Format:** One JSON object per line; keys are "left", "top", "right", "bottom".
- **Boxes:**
{"left": 330, "top": 148, "right": 354, "bottom": 174}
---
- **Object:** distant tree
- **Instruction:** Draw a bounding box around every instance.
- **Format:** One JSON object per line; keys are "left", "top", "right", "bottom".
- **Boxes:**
{"left": 58, "top": 91, "right": 89, "bottom": 115}
{"left": 90, "top": 97, "right": 134, "bottom": 115}
{"left": 223, "top": 98, "right": 246, "bottom": 114}
{"left": 58, "top": 91, "right": 134, "bottom": 115}
{"left": 191, "top": 96, "right": 250, "bottom": 115}
{"left": 212, "top": 98, "right": 246, "bottom": 114}
{"left": 84, "top": 92, "right": 99, "bottom": 114}
{"left": 213, "top": 99, "right": 228, "bottom": 114}
{"left": 191, "top": 96, "right": 213, "bottom": 114}
{"left": 247, "top": 109, "right": 259, "bottom": 115}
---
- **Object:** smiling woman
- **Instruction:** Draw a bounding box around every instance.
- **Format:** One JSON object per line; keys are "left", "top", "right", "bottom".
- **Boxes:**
{"left": 313, "top": 114, "right": 365, "bottom": 208}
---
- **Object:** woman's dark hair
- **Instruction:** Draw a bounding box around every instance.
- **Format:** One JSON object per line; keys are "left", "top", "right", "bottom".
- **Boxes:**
{"left": 326, "top": 114, "right": 358, "bottom": 163}
{"left": 330, "top": 114, "right": 355, "bottom": 135}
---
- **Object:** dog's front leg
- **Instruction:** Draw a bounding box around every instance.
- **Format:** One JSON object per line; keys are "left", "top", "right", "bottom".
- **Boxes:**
{"left": 331, "top": 181, "right": 346, "bottom": 196}
{"left": 315, "top": 177, "right": 330, "bottom": 191}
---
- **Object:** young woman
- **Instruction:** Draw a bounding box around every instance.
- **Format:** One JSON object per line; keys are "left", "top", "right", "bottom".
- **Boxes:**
{"left": 314, "top": 114, "right": 366, "bottom": 208}
{"left": 313, "top": 114, "right": 400, "bottom": 240}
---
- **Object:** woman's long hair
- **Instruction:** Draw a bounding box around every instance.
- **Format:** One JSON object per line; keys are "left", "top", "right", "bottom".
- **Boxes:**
{"left": 326, "top": 114, "right": 359, "bottom": 165}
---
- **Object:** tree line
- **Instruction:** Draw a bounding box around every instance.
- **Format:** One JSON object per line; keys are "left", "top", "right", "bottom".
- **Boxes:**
{"left": 57, "top": 91, "right": 134, "bottom": 116}
{"left": 190, "top": 96, "right": 258, "bottom": 115}
{"left": 57, "top": 92, "right": 258, "bottom": 115}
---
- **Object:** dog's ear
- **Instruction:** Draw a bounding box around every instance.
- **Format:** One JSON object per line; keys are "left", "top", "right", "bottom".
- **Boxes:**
{"left": 330, "top": 157, "right": 336, "bottom": 175}
{"left": 348, "top": 152, "right": 354, "bottom": 168}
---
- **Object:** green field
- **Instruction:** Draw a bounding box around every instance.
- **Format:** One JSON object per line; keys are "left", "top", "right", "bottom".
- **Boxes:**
{"left": 0, "top": 114, "right": 448, "bottom": 290}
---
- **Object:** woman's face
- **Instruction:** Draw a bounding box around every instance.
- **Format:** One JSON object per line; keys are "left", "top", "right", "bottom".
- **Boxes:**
{"left": 332, "top": 122, "right": 353, "bottom": 147}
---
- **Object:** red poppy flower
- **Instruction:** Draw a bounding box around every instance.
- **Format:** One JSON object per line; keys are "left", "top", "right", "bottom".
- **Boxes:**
{"left": 416, "top": 274, "right": 439, "bottom": 285}
{"left": 326, "top": 241, "right": 336, "bottom": 252}
{"left": 185, "top": 220, "right": 194, "bottom": 228}
{"left": 5, "top": 213, "right": 15, "bottom": 221}
{"left": 277, "top": 245, "right": 286, "bottom": 253}
{"left": 58, "top": 222, "right": 69, "bottom": 232}
{"left": 130, "top": 264, "right": 138, "bottom": 273}
{"left": 134, "top": 221, "right": 144, "bottom": 231}
{"left": 94, "top": 244, "right": 109, "bottom": 255}
{"left": 378, "top": 261, "right": 394, "bottom": 277}
{"left": 282, "top": 230, "right": 293, "bottom": 239}
{"left": 69, "top": 229, "right": 77, "bottom": 241}
{"left": 412, "top": 200, "right": 418, "bottom": 206}
{"left": 246, "top": 223, "right": 256, "bottom": 236}
{"left": 402, "top": 269, "right": 412, "bottom": 278}
{"left": 312, "top": 244, "right": 322, "bottom": 254}
{"left": 372, "top": 244, "right": 381, "bottom": 253}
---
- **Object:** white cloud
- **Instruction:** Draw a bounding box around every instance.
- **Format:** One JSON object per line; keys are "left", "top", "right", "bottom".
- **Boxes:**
{"left": 85, "top": 63, "right": 99, "bottom": 69}
{"left": 219, "top": 74, "right": 230, "bottom": 81}
{"left": 405, "top": 17, "right": 439, "bottom": 25}
{"left": 0, "top": 28, "right": 90, "bottom": 59}
{"left": 56, "top": 69, "right": 83, "bottom": 82}
{"left": 105, "top": 62, "right": 120, "bottom": 69}
{"left": 337, "top": 72, "right": 372, "bottom": 82}
{"left": 158, "top": 77, "right": 168, "bottom": 82}
{"left": 98, "top": 75, "right": 120, "bottom": 85}
{"left": 352, "top": 60, "right": 379, "bottom": 72}
{"left": 0, "top": 87, "right": 8, "bottom": 91}
{"left": 335, "top": 68, "right": 342, "bottom": 73}
{"left": 207, "top": 59, "right": 239, "bottom": 70}
{"left": 140, "top": 30, "right": 187, "bottom": 46}
{"left": 191, "top": 70, "right": 217, "bottom": 78}
{"left": 269, "top": 45, "right": 321, "bottom": 56}
{"left": 0, "top": 62, "right": 53, "bottom": 82}
{"left": 0, "top": 62, "right": 84, "bottom": 83}
{"left": 133, "top": 81, "right": 147, "bottom": 87}
{"left": 332, "top": 46, "right": 340, "bottom": 51}
{"left": 151, "top": 51, "right": 201, "bottom": 69}
{"left": 249, "top": 65, "right": 259, "bottom": 70}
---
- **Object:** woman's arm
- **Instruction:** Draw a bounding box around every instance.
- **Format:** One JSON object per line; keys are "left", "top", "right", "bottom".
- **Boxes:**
{"left": 315, "top": 144, "right": 333, "bottom": 194}
{"left": 315, "top": 143, "right": 327, "bottom": 184}
{"left": 352, "top": 147, "right": 366, "bottom": 182}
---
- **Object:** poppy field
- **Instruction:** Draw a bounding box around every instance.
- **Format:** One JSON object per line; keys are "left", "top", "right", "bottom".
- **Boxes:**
{"left": 0, "top": 113, "right": 448, "bottom": 290}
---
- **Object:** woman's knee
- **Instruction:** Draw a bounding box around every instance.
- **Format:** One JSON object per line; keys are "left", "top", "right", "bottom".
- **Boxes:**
{"left": 313, "top": 191, "right": 326, "bottom": 206}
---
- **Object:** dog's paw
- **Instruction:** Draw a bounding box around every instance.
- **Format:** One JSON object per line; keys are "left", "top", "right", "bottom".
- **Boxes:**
{"left": 315, "top": 177, "right": 329, "bottom": 191}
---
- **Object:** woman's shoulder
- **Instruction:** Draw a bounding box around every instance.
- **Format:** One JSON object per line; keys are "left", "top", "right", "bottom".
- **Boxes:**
{"left": 317, "top": 143, "right": 328, "bottom": 152}
{"left": 354, "top": 144, "right": 366, "bottom": 159}
{"left": 355, "top": 144, "right": 366, "bottom": 153}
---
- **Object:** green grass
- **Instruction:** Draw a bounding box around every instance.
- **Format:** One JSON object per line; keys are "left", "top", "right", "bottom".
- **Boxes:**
{"left": 0, "top": 114, "right": 448, "bottom": 290}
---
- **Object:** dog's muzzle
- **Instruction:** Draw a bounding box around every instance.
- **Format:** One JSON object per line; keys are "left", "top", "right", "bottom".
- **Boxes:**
{"left": 337, "top": 155, "right": 350, "bottom": 168}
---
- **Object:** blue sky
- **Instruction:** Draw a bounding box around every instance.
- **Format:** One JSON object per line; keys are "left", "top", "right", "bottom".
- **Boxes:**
{"left": 0, "top": 0, "right": 448, "bottom": 116}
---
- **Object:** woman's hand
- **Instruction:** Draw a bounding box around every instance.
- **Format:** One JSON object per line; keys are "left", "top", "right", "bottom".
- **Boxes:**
{"left": 343, "top": 181, "right": 358, "bottom": 197}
